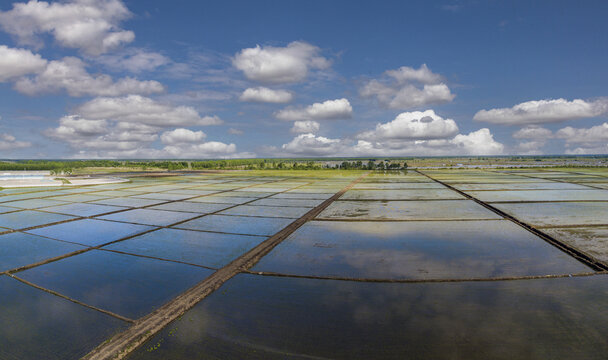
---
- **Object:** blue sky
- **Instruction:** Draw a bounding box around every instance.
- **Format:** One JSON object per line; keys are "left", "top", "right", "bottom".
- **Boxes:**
{"left": 0, "top": 0, "right": 607, "bottom": 158}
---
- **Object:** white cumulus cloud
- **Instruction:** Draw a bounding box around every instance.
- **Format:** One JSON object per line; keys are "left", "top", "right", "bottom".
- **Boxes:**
{"left": 385, "top": 64, "right": 444, "bottom": 84}
{"left": 360, "top": 64, "right": 455, "bottom": 109}
{"left": 0, "top": 133, "right": 31, "bottom": 150}
{"left": 451, "top": 128, "right": 504, "bottom": 155}
{"left": 0, "top": 0, "right": 135, "bottom": 55}
{"left": 0, "top": 45, "right": 47, "bottom": 82}
{"left": 233, "top": 41, "right": 330, "bottom": 83}
{"left": 351, "top": 129, "right": 503, "bottom": 156}
{"left": 511, "top": 126, "right": 553, "bottom": 155}
{"left": 358, "top": 110, "right": 458, "bottom": 140}
{"left": 514, "top": 141, "right": 546, "bottom": 155}
{"left": 473, "top": 98, "right": 608, "bottom": 125}
{"left": 512, "top": 125, "right": 553, "bottom": 139}
{"left": 281, "top": 133, "right": 345, "bottom": 156}
{"left": 46, "top": 115, "right": 157, "bottom": 151}
{"left": 563, "top": 146, "right": 608, "bottom": 155}
{"left": 75, "top": 95, "right": 223, "bottom": 127}
{"left": 291, "top": 120, "right": 320, "bottom": 134}
{"left": 48, "top": 116, "right": 108, "bottom": 138}
{"left": 162, "top": 142, "right": 240, "bottom": 159}
{"left": 239, "top": 87, "right": 293, "bottom": 103}
{"left": 555, "top": 122, "right": 608, "bottom": 155}
{"left": 46, "top": 115, "right": 245, "bottom": 159}
{"left": 14, "top": 57, "right": 164, "bottom": 97}
{"left": 160, "top": 128, "right": 206, "bottom": 145}
{"left": 46, "top": 96, "right": 226, "bottom": 157}
{"left": 277, "top": 113, "right": 503, "bottom": 157}
{"left": 94, "top": 49, "right": 170, "bottom": 73}
{"left": 556, "top": 122, "right": 608, "bottom": 144}
{"left": 275, "top": 98, "right": 352, "bottom": 121}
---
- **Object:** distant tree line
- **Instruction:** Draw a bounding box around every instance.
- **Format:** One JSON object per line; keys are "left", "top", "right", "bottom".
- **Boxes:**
{"left": 0, "top": 159, "right": 404, "bottom": 172}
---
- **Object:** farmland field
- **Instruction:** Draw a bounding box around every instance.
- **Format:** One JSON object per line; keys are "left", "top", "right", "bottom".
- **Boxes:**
{"left": 0, "top": 168, "right": 607, "bottom": 359}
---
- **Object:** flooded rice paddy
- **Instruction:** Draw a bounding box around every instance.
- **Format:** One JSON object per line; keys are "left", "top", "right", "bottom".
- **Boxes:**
{"left": 0, "top": 168, "right": 606, "bottom": 359}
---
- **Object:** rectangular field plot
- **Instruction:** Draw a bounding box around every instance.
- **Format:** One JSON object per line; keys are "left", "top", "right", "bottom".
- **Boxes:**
{"left": 103, "top": 228, "right": 266, "bottom": 268}
{"left": 0, "top": 198, "right": 69, "bottom": 209}
{"left": 518, "top": 173, "right": 604, "bottom": 179}
{"left": 237, "top": 187, "right": 298, "bottom": 193}
{"left": 42, "top": 202, "right": 125, "bottom": 217}
{"left": 235, "top": 187, "right": 289, "bottom": 194}
{"left": 0, "top": 210, "right": 76, "bottom": 230}
{"left": 219, "top": 204, "right": 312, "bottom": 218}
{"left": 0, "top": 205, "right": 18, "bottom": 214}
{"left": 542, "top": 176, "right": 608, "bottom": 183}
{"left": 187, "top": 195, "right": 254, "bottom": 205}
{"left": 0, "top": 187, "right": 52, "bottom": 195}
{"left": 45, "top": 194, "right": 114, "bottom": 202}
{"left": 0, "top": 232, "right": 85, "bottom": 271}
{"left": 544, "top": 227, "right": 608, "bottom": 264}
{"left": 174, "top": 214, "right": 293, "bottom": 236}
{"left": 493, "top": 202, "right": 608, "bottom": 227}
{"left": 0, "top": 193, "right": 59, "bottom": 203}
{"left": 465, "top": 189, "right": 608, "bottom": 202}
{"left": 283, "top": 187, "right": 338, "bottom": 193}
{"left": 126, "top": 185, "right": 186, "bottom": 193}
{"left": 91, "top": 197, "right": 167, "bottom": 208}
{"left": 27, "top": 218, "right": 155, "bottom": 246}
{"left": 269, "top": 192, "right": 333, "bottom": 200}
{"left": 364, "top": 172, "right": 429, "bottom": 182}
{"left": 0, "top": 276, "right": 129, "bottom": 360}
{"left": 97, "top": 208, "right": 200, "bottom": 226}
{"left": 130, "top": 192, "right": 196, "bottom": 201}
{"left": 340, "top": 188, "right": 464, "bottom": 200}
{"left": 163, "top": 189, "right": 221, "bottom": 196}
{"left": 317, "top": 200, "right": 501, "bottom": 220}
{"left": 128, "top": 274, "right": 608, "bottom": 360}
{"left": 248, "top": 198, "right": 323, "bottom": 208}
{"left": 252, "top": 220, "right": 590, "bottom": 279}
{"left": 87, "top": 190, "right": 141, "bottom": 197}
{"left": 451, "top": 182, "right": 593, "bottom": 191}
{"left": 582, "top": 182, "right": 608, "bottom": 189}
{"left": 189, "top": 184, "right": 242, "bottom": 191}
{"left": 216, "top": 190, "right": 273, "bottom": 198}
{"left": 427, "top": 177, "right": 542, "bottom": 184}
{"left": 353, "top": 182, "right": 446, "bottom": 189}
{"left": 147, "top": 201, "right": 233, "bottom": 214}
{"left": 421, "top": 172, "right": 538, "bottom": 183}
{"left": 18, "top": 250, "right": 212, "bottom": 319}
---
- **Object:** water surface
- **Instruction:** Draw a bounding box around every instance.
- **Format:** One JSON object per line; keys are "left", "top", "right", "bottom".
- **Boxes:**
{"left": 128, "top": 274, "right": 608, "bottom": 360}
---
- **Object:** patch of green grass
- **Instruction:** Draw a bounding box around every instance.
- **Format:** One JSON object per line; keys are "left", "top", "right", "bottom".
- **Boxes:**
{"left": 54, "top": 178, "right": 72, "bottom": 184}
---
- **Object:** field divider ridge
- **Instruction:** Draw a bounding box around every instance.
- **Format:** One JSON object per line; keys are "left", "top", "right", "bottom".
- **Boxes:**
{"left": 82, "top": 171, "right": 370, "bottom": 360}
{"left": 243, "top": 269, "right": 607, "bottom": 283}
{"left": 416, "top": 170, "right": 608, "bottom": 272}
{"left": 7, "top": 273, "right": 134, "bottom": 323}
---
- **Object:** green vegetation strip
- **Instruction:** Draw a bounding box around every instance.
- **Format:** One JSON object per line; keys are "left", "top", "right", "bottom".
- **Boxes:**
{"left": 81, "top": 172, "right": 370, "bottom": 360}
{"left": 417, "top": 170, "right": 608, "bottom": 272}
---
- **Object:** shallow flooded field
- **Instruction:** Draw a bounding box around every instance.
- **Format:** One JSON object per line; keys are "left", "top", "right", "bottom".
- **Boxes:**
{"left": 0, "top": 168, "right": 606, "bottom": 359}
